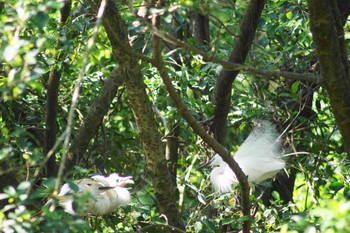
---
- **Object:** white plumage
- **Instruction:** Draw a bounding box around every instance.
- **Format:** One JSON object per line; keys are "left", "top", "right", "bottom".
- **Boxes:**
{"left": 58, "top": 173, "right": 134, "bottom": 216}
{"left": 210, "top": 121, "right": 285, "bottom": 193}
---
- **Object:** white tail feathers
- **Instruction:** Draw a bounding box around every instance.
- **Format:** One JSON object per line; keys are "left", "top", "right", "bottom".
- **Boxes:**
{"left": 210, "top": 121, "right": 285, "bottom": 193}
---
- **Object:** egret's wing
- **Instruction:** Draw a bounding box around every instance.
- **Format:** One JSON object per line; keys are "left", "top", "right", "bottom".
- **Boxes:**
{"left": 235, "top": 121, "right": 281, "bottom": 159}
{"left": 91, "top": 175, "right": 111, "bottom": 187}
{"left": 234, "top": 121, "right": 285, "bottom": 183}
{"left": 236, "top": 155, "right": 285, "bottom": 182}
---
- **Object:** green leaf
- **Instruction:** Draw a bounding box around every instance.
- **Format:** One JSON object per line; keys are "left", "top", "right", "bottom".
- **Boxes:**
{"left": 136, "top": 191, "right": 155, "bottom": 205}
{"left": 222, "top": 218, "right": 235, "bottom": 225}
{"left": 239, "top": 215, "right": 250, "bottom": 221}
{"left": 291, "top": 82, "right": 299, "bottom": 94}
{"left": 329, "top": 182, "right": 344, "bottom": 191}
{"left": 286, "top": 11, "right": 293, "bottom": 20}
{"left": 271, "top": 191, "right": 281, "bottom": 200}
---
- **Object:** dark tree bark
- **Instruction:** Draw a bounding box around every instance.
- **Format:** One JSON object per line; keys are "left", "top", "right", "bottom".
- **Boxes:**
{"left": 45, "top": 69, "right": 60, "bottom": 177}
{"left": 65, "top": 67, "right": 125, "bottom": 172}
{"left": 88, "top": 0, "right": 183, "bottom": 228}
{"left": 308, "top": 0, "right": 350, "bottom": 156}
{"left": 45, "top": 0, "right": 72, "bottom": 177}
{"left": 212, "top": 0, "right": 266, "bottom": 145}
{"left": 59, "top": 0, "right": 72, "bottom": 23}
{"left": 189, "top": 10, "right": 210, "bottom": 45}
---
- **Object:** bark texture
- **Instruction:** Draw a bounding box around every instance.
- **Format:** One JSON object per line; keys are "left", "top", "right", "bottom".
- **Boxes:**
{"left": 212, "top": 0, "right": 266, "bottom": 145}
{"left": 308, "top": 0, "right": 350, "bottom": 155}
{"left": 88, "top": 0, "right": 182, "bottom": 227}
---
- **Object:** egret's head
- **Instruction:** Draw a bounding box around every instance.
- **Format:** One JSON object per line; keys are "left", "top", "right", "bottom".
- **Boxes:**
{"left": 210, "top": 154, "right": 224, "bottom": 167}
{"left": 198, "top": 154, "right": 225, "bottom": 170}
{"left": 114, "top": 174, "right": 134, "bottom": 187}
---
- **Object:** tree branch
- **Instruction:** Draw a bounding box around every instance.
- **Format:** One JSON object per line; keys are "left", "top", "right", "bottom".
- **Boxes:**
{"left": 149, "top": 26, "right": 319, "bottom": 84}
{"left": 152, "top": 20, "right": 252, "bottom": 233}
{"left": 65, "top": 67, "right": 125, "bottom": 172}
{"left": 213, "top": 0, "right": 266, "bottom": 145}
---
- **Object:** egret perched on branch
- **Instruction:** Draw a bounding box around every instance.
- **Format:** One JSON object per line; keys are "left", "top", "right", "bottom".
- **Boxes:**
{"left": 57, "top": 173, "right": 134, "bottom": 216}
{"left": 209, "top": 121, "right": 285, "bottom": 193}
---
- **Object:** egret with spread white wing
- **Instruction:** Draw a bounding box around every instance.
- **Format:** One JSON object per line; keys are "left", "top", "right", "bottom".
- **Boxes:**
{"left": 210, "top": 121, "right": 285, "bottom": 193}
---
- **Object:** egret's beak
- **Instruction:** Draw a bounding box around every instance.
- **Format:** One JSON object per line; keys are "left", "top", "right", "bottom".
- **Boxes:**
{"left": 116, "top": 176, "right": 134, "bottom": 186}
{"left": 98, "top": 186, "right": 115, "bottom": 191}
{"left": 198, "top": 157, "right": 215, "bottom": 169}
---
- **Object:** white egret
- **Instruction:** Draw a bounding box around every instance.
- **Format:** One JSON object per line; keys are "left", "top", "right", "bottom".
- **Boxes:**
{"left": 209, "top": 121, "right": 285, "bottom": 193}
{"left": 57, "top": 173, "right": 134, "bottom": 216}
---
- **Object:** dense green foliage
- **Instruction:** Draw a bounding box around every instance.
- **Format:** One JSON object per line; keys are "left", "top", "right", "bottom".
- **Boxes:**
{"left": 0, "top": 0, "right": 349, "bottom": 232}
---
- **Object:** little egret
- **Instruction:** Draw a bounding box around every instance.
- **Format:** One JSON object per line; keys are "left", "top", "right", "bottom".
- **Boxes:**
{"left": 57, "top": 173, "right": 134, "bottom": 216}
{"left": 209, "top": 121, "right": 285, "bottom": 193}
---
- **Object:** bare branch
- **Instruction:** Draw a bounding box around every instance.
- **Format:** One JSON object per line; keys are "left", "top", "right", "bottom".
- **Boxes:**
{"left": 150, "top": 26, "right": 319, "bottom": 84}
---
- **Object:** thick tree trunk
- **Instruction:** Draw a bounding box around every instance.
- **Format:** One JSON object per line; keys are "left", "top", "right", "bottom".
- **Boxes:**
{"left": 212, "top": 0, "right": 266, "bottom": 145}
{"left": 124, "top": 67, "right": 182, "bottom": 228}
{"left": 308, "top": 0, "right": 350, "bottom": 155}
{"left": 88, "top": 0, "right": 183, "bottom": 228}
